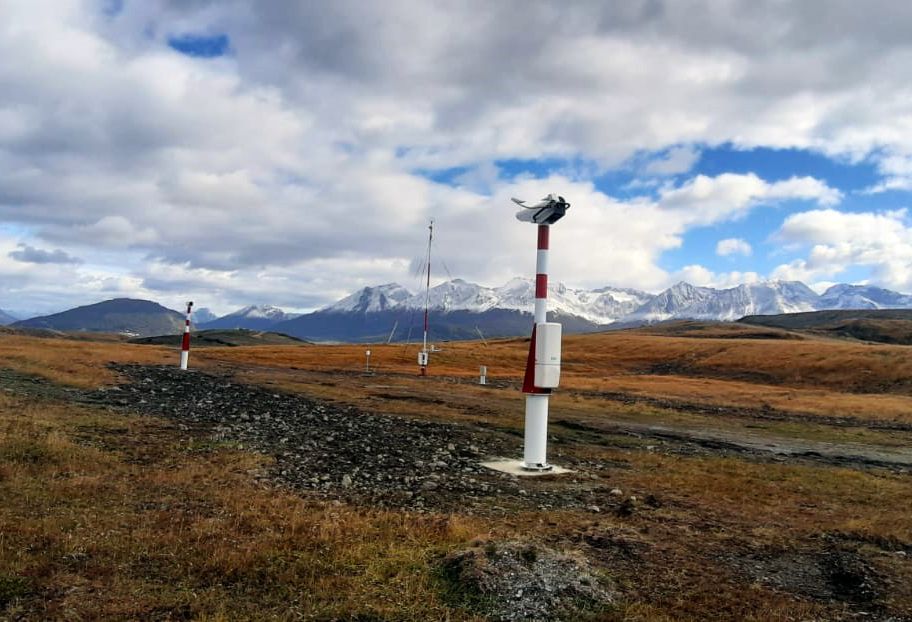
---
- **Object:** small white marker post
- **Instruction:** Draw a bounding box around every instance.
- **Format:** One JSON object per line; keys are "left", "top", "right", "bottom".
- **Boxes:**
{"left": 179, "top": 301, "right": 193, "bottom": 370}
{"left": 514, "top": 194, "right": 570, "bottom": 471}
{"left": 479, "top": 365, "right": 487, "bottom": 385}
{"left": 365, "top": 349, "right": 372, "bottom": 373}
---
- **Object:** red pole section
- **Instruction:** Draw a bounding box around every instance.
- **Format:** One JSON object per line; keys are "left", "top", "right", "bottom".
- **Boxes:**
{"left": 522, "top": 225, "right": 551, "bottom": 394}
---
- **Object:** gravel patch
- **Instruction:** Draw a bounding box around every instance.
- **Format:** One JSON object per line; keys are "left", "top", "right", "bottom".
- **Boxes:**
{"left": 84, "top": 365, "right": 619, "bottom": 513}
{"left": 439, "top": 540, "right": 612, "bottom": 621}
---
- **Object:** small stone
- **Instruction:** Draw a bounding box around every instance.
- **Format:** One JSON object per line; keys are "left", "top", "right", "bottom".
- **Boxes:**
{"left": 341, "top": 474, "right": 353, "bottom": 488}
{"left": 588, "top": 505, "right": 601, "bottom": 513}
{"left": 420, "top": 480, "right": 438, "bottom": 491}
{"left": 609, "top": 488, "right": 623, "bottom": 497}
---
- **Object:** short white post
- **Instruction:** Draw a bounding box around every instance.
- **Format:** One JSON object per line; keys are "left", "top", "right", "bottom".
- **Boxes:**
{"left": 524, "top": 393, "right": 549, "bottom": 466}
{"left": 179, "top": 301, "right": 193, "bottom": 370}
{"left": 479, "top": 365, "right": 487, "bottom": 385}
{"left": 365, "top": 349, "right": 371, "bottom": 373}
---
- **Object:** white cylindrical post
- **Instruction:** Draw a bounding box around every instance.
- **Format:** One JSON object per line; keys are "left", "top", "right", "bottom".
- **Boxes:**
{"left": 524, "top": 394, "right": 549, "bottom": 466}
{"left": 179, "top": 301, "right": 193, "bottom": 370}
{"left": 522, "top": 225, "right": 552, "bottom": 471}
{"left": 366, "top": 349, "right": 371, "bottom": 373}
{"left": 479, "top": 365, "right": 487, "bottom": 385}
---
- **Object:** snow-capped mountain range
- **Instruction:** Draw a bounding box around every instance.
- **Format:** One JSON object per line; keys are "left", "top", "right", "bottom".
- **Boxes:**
{"left": 200, "top": 305, "right": 300, "bottom": 330}
{"left": 319, "top": 278, "right": 912, "bottom": 325}
{"left": 323, "top": 278, "right": 653, "bottom": 324}
{"left": 195, "top": 279, "right": 912, "bottom": 340}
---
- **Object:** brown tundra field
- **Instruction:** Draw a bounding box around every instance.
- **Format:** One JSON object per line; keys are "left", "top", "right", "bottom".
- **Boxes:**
{"left": 1, "top": 324, "right": 911, "bottom": 621}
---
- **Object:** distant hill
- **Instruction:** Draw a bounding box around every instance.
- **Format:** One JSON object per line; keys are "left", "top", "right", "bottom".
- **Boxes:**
{"left": 201, "top": 305, "right": 296, "bottom": 330}
{"left": 13, "top": 298, "right": 185, "bottom": 337}
{"left": 130, "top": 328, "right": 308, "bottom": 347}
{"left": 0, "top": 309, "right": 18, "bottom": 325}
{"left": 739, "top": 309, "right": 912, "bottom": 345}
{"left": 0, "top": 325, "right": 128, "bottom": 341}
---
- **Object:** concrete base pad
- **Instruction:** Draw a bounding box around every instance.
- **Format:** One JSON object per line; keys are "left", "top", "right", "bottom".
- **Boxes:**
{"left": 481, "top": 459, "right": 573, "bottom": 477}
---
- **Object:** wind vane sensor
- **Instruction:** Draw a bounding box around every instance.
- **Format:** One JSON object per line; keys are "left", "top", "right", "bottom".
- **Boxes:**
{"left": 512, "top": 193, "right": 570, "bottom": 225}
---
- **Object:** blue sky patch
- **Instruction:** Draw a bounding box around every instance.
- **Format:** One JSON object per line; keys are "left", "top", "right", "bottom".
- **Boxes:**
{"left": 167, "top": 33, "right": 231, "bottom": 58}
{"left": 101, "top": 0, "right": 124, "bottom": 17}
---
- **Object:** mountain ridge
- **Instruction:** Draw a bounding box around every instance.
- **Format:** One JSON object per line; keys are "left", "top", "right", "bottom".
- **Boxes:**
{"left": 200, "top": 305, "right": 298, "bottom": 330}
{"left": 0, "top": 309, "right": 18, "bottom": 325}
{"left": 12, "top": 298, "right": 185, "bottom": 337}
{"left": 10, "top": 279, "right": 912, "bottom": 343}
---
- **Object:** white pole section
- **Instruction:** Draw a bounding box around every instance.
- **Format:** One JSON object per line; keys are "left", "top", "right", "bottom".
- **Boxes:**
{"left": 179, "top": 301, "right": 193, "bottom": 370}
{"left": 479, "top": 365, "right": 487, "bottom": 385}
{"left": 523, "top": 225, "right": 552, "bottom": 470}
{"left": 366, "top": 349, "right": 371, "bottom": 373}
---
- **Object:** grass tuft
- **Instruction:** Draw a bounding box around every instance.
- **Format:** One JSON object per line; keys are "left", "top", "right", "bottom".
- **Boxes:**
{"left": 0, "top": 574, "right": 31, "bottom": 607}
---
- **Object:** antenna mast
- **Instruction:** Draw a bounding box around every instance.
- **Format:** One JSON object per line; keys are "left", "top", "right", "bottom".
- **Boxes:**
{"left": 419, "top": 219, "right": 433, "bottom": 376}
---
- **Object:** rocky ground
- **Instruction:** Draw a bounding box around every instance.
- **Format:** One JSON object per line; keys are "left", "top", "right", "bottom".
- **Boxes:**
{"left": 440, "top": 540, "right": 613, "bottom": 622}
{"left": 82, "top": 365, "right": 631, "bottom": 514}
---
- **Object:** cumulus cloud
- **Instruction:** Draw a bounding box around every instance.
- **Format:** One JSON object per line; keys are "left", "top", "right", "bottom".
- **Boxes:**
{"left": 716, "top": 238, "right": 752, "bottom": 257}
{"left": 657, "top": 173, "right": 841, "bottom": 225}
{"left": 1, "top": 1, "right": 911, "bottom": 312}
{"left": 643, "top": 146, "right": 701, "bottom": 176}
{"left": 866, "top": 154, "right": 912, "bottom": 193}
{"left": 771, "top": 208, "right": 912, "bottom": 291}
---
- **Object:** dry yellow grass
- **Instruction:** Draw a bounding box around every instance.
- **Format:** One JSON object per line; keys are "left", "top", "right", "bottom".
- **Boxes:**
{"left": 196, "top": 330, "right": 912, "bottom": 391}
{"left": 0, "top": 335, "right": 174, "bottom": 387}
{"left": 0, "top": 392, "right": 484, "bottom": 620}
{"left": 195, "top": 332, "right": 912, "bottom": 423}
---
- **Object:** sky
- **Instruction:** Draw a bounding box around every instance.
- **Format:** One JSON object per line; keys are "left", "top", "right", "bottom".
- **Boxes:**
{"left": 2, "top": 1, "right": 912, "bottom": 317}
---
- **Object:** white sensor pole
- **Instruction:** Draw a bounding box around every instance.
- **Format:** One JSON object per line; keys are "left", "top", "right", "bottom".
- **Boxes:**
{"left": 179, "top": 301, "right": 193, "bottom": 370}
{"left": 365, "top": 349, "right": 371, "bottom": 373}
{"left": 419, "top": 219, "right": 433, "bottom": 376}
{"left": 512, "top": 194, "right": 569, "bottom": 471}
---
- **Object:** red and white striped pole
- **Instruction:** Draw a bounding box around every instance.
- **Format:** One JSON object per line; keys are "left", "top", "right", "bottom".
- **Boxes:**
{"left": 522, "top": 225, "right": 553, "bottom": 470}
{"left": 512, "top": 193, "right": 568, "bottom": 472}
{"left": 179, "top": 301, "right": 193, "bottom": 370}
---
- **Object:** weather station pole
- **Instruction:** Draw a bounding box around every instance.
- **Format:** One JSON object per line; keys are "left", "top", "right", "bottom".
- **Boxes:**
{"left": 418, "top": 219, "right": 433, "bottom": 376}
{"left": 179, "top": 301, "right": 193, "bottom": 370}
{"left": 513, "top": 194, "right": 570, "bottom": 471}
